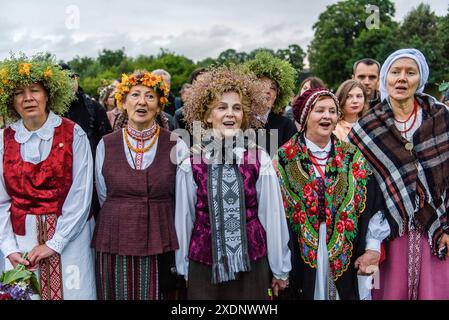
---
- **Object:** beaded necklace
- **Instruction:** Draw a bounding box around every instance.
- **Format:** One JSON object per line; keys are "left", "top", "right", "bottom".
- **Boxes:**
{"left": 124, "top": 125, "right": 160, "bottom": 154}
{"left": 394, "top": 100, "right": 418, "bottom": 137}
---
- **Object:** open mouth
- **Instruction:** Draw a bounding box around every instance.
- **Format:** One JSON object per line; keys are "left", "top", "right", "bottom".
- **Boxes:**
{"left": 223, "top": 121, "right": 235, "bottom": 128}
{"left": 319, "top": 122, "right": 331, "bottom": 129}
{"left": 135, "top": 108, "right": 148, "bottom": 115}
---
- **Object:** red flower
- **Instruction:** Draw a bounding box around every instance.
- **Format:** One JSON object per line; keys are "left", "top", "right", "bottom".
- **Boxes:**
{"left": 358, "top": 170, "right": 366, "bottom": 179}
{"left": 311, "top": 179, "right": 318, "bottom": 190}
{"left": 333, "top": 259, "right": 343, "bottom": 271}
{"left": 299, "top": 211, "right": 306, "bottom": 224}
{"left": 354, "top": 194, "right": 361, "bottom": 205}
{"left": 333, "top": 155, "right": 343, "bottom": 168}
{"left": 0, "top": 293, "right": 12, "bottom": 300}
{"left": 313, "top": 222, "right": 319, "bottom": 231}
{"left": 292, "top": 212, "right": 301, "bottom": 224}
{"left": 325, "top": 208, "right": 331, "bottom": 217}
{"left": 352, "top": 163, "right": 360, "bottom": 172}
{"left": 340, "top": 211, "right": 348, "bottom": 221}
{"left": 284, "top": 142, "right": 297, "bottom": 161}
{"left": 337, "top": 147, "right": 343, "bottom": 154}
{"left": 302, "top": 184, "right": 313, "bottom": 197}
{"left": 308, "top": 250, "right": 317, "bottom": 261}
{"left": 294, "top": 203, "right": 302, "bottom": 212}
{"left": 345, "top": 219, "right": 355, "bottom": 232}
{"left": 336, "top": 221, "right": 345, "bottom": 233}
{"left": 309, "top": 206, "right": 317, "bottom": 214}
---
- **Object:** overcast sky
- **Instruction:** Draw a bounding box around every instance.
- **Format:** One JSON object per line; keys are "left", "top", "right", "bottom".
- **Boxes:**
{"left": 0, "top": 0, "right": 447, "bottom": 63}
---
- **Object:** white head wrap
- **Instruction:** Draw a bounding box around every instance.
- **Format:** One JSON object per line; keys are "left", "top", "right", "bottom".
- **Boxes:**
{"left": 379, "top": 48, "right": 429, "bottom": 102}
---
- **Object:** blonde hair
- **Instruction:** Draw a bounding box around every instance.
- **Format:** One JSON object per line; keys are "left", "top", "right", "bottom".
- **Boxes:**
{"left": 183, "top": 66, "right": 269, "bottom": 133}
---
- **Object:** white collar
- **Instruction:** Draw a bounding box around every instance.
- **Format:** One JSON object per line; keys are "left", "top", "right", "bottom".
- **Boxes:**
{"left": 10, "top": 111, "right": 62, "bottom": 143}
{"left": 304, "top": 136, "right": 331, "bottom": 154}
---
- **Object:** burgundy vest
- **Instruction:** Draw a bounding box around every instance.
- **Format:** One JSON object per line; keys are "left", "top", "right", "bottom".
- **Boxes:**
{"left": 92, "top": 128, "right": 179, "bottom": 256}
{"left": 188, "top": 150, "right": 268, "bottom": 265}
{"left": 3, "top": 118, "right": 74, "bottom": 236}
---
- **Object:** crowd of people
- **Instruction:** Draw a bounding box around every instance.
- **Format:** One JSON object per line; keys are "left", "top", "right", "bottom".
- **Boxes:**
{"left": 0, "top": 47, "right": 448, "bottom": 300}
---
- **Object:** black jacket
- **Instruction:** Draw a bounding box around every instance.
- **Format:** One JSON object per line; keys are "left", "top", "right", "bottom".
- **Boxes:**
{"left": 64, "top": 90, "right": 112, "bottom": 158}
{"left": 258, "top": 111, "right": 297, "bottom": 157}
{"left": 64, "top": 90, "right": 112, "bottom": 219}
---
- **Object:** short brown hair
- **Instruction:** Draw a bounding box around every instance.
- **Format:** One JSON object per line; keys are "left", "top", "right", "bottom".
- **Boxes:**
{"left": 336, "top": 79, "right": 368, "bottom": 119}
{"left": 299, "top": 76, "right": 326, "bottom": 94}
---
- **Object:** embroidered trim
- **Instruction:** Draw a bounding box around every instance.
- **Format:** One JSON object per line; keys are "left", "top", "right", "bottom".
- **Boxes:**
{"left": 278, "top": 133, "right": 370, "bottom": 280}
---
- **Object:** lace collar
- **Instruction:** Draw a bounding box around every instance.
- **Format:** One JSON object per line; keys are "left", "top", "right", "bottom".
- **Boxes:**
{"left": 10, "top": 111, "right": 62, "bottom": 143}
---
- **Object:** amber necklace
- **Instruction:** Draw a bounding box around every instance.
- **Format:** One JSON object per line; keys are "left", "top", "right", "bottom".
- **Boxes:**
{"left": 124, "top": 125, "right": 160, "bottom": 153}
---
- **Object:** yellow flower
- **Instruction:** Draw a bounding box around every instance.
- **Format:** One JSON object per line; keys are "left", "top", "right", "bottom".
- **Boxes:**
{"left": 160, "top": 97, "right": 168, "bottom": 105}
{"left": 128, "top": 75, "right": 137, "bottom": 86}
{"left": 19, "top": 63, "right": 31, "bottom": 76}
{"left": 0, "top": 68, "right": 7, "bottom": 80}
{"left": 44, "top": 67, "right": 53, "bottom": 79}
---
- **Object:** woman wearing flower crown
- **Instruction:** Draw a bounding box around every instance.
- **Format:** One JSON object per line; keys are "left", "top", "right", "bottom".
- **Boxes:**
{"left": 0, "top": 54, "right": 96, "bottom": 300}
{"left": 92, "top": 70, "right": 189, "bottom": 300}
{"left": 175, "top": 67, "right": 291, "bottom": 299}
{"left": 275, "top": 88, "right": 389, "bottom": 300}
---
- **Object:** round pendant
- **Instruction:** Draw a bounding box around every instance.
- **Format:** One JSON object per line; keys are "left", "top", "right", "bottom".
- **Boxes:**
{"left": 59, "top": 142, "right": 64, "bottom": 148}
{"left": 405, "top": 142, "right": 413, "bottom": 151}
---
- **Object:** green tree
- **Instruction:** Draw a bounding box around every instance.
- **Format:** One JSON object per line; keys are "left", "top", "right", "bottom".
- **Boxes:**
{"left": 67, "top": 56, "right": 95, "bottom": 78}
{"left": 150, "top": 49, "right": 197, "bottom": 95}
{"left": 308, "top": 0, "right": 396, "bottom": 89}
{"left": 216, "top": 49, "right": 249, "bottom": 65}
{"left": 276, "top": 44, "right": 305, "bottom": 87}
{"left": 397, "top": 4, "right": 446, "bottom": 85}
{"left": 438, "top": 7, "right": 449, "bottom": 87}
{"left": 350, "top": 24, "right": 400, "bottom": 71}
{"left": 98, "top": 48, "right": 127, "bottom": 68}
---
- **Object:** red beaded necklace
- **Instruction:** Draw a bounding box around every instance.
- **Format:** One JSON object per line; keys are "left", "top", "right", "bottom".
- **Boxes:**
{"left": 394, "top": 100, "right": 418, "bottom": 134}
{"left": 308, "top": 151, "right": 329, "bottom": 178}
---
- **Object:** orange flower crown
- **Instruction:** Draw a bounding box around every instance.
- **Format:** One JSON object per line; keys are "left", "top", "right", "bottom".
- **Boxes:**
{"left": 115, "top": 71, "right": 170, "bottom": 109}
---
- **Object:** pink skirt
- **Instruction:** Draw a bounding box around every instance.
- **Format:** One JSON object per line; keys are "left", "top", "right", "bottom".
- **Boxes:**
{"left": 372, "top": 233, "right": 449, "bottom": 300}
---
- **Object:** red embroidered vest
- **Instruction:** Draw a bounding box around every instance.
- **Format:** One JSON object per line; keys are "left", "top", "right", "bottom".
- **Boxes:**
{"left": 3, "top": 117, "right": 74, "bottom": 235}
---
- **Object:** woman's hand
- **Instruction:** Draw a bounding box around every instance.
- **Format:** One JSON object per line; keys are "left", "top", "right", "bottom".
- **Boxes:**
{"left": 7, "top": 252, "right": 30, "bottom": 269}
{"left": 355, "top": 249, "right": 380, "bottom": 275}
{"left": 438, "top": 234, "right": 449, "bottom": 257}
{"left": 271, "top": 277, "right": 289, "bottom": 298}
{"left": 28, "top": 245, "right": 57, "bottom": 267}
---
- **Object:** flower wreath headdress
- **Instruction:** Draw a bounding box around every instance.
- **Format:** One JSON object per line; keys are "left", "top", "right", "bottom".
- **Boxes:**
{"left": 115, "top": 71, "right": 170, "bottom": 109}
{"left": 0, "top": 53, "right": 75, "bottom": 122}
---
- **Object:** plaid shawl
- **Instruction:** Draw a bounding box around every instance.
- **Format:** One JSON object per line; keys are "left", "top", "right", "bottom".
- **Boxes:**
{"left": 348, "top": 93, "right": 449, "bottom": 251}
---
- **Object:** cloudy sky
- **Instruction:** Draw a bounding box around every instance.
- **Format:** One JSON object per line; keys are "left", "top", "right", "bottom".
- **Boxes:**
{"left": 0, "top": 0, "right": 447, "bottom": 63}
